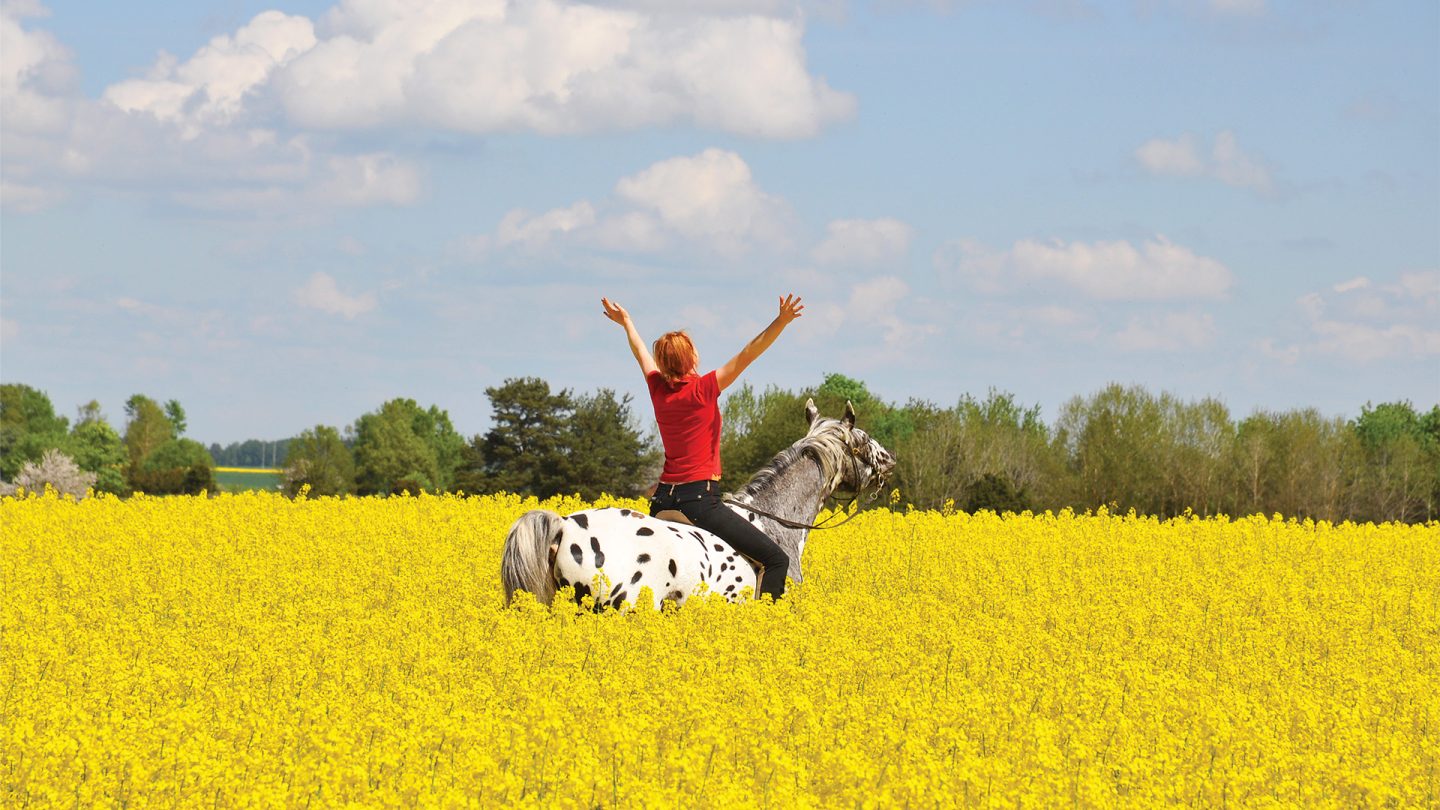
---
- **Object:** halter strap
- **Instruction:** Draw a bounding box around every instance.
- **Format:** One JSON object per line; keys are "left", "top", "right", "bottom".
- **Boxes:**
{"left": 721, "top": 421, "right": 883, "bottom": 532}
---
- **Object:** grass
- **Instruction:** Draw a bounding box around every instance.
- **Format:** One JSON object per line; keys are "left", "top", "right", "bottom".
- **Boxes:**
{"left": 213, "top": 467, "right": 282, "bottom": 493}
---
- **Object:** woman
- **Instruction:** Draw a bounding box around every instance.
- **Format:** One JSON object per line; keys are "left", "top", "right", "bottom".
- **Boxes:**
{"left": 601, "top": 294, "right": 804, "bottom": 601}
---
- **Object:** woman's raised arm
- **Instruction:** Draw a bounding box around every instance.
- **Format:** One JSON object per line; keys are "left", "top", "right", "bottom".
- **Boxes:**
{"left": 715, "top": 294, "right": 804, "bottom": 391}
{"left": 602, "top": 297, "right": 659, "bottom": 377}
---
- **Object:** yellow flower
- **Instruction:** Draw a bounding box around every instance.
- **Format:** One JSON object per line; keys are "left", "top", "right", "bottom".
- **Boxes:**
{"left": 1, "top": 489, "right": 1435, "bottom": 807}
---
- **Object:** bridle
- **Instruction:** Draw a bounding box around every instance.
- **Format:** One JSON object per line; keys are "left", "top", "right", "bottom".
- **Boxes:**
{"left": 721, "top": 426, "right": 887, "bottom": 532}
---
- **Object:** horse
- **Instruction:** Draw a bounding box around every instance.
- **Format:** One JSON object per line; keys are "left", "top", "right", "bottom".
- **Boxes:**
{"left": 500, "top": 398, "right": 897, "bottom": 609}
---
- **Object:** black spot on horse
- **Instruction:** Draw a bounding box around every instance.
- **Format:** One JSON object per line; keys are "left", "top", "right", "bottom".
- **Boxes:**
{"left": 573, "top": 582, "right": 591, "bottom": 602}
{"left": 668, "top": 526, "right": 682, "bottom": 534}
{"left": 690, "top": 531, "right": 704, "bottom": 541}
{"left": 613, "top": 591, "right": 628, "bottom": 606}
{"left": 726, "top": 585, "right": 735, "bottom": 593}
{"left": 667, "top": 590, "right": 684, "bottom": 601}
{"left": 569, "top": 543, "right": 583, "bottom": 565}
{"left": 609, "top": 582, "right": 623, "bottom": 599}
{"left": 726, "top": 556, "right": 735, "bottom": 563}
{"left": 668, "top": 559, "right": 677, "bottom": 576}
{"left": 590, "top": 536, "right": 605, "bottom": 568}
{"left": 637, "top": 553, "right": 651, "bottom": 563}
{"left": 636, "top": 527, "right": 654, "bottom": 536}
{"left": 558, "top": 576, "right": 569, "bottom": 588}
{"left": 630, "top": 571, "right": 642, "bottom": 584}
{"left": 713, "top": 543, "right": 725, "bottom": 552}
{"left": 572, "top": 513, "right": 589, "bottom": 530}
{"left": 735, "top": 575, "right": 743, "bottom": 582}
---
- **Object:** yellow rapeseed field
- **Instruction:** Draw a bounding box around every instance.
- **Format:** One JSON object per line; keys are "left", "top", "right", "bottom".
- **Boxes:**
{"left": 2, "top": 490, "right": 1436, "bottom": 807}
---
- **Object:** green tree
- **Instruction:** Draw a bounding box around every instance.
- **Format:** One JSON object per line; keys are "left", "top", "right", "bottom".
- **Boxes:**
{"left": 69, "top": 415, "right": 128, "bottom": 495}
{"left": 124, "top": 394, "right": 175, "bottom": 470}
{"left": 564, "top": 389, "right": 658, "bottom": 499}
{"left": 1228, "top": 409, "right": 1357, "bottom": 521}
{"left": 889, "top": 399, "right": 966, "bottom": 509}
{"left": 351, "top": 399, "right": 462, "bottom": 495}
{"left": 164, "top": 400, "right": 188, "bottom": 436}
{"left": 718, "top": 382, "right": 807, "bottom": 492}
{"left": 456, "top": 378, "right": 573, "bottom": 496}
{"left": 1351, "top": 401, "right": 1439, "bottom": 522}
{"left": 1159, "top": 395, "right": 1234, "bottom": 517}
{"left": 811, "top": 373, "right": 915, "bottom": 451}
{"left": 1, "top": 384, "right": 70, "bottom": 480}
{"left": 132, "top": 438, "right": 216, "bottom": 495}
{"left": 282, "top": 425, "right": 356, "bottom": 497}
{"left": 76, "top": 400, "right": 104, "bottom": 426}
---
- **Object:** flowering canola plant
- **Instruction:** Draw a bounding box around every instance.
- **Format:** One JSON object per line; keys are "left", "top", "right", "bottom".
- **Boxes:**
{"left": 2, "top": 490, "right": 1436, "bottom": 807}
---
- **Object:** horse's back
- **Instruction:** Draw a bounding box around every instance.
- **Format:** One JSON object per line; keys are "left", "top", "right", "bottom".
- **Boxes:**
{"left": 551, "top": 507, "right": 756, "bottom": 609}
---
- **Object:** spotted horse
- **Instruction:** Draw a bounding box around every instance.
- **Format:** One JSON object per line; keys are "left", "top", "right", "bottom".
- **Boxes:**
{"left": 500, "top": 399, "right": 896, "bottom": 610}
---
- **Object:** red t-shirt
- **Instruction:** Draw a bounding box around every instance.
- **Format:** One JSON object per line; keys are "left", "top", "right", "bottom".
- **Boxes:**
{"left": 647, "top": 369, "right": 722, "bottom": 482}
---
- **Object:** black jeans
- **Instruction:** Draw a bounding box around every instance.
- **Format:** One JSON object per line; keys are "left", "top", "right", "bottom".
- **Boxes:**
{"left": 649, "top": 480, "right": 789, "bottom": 600}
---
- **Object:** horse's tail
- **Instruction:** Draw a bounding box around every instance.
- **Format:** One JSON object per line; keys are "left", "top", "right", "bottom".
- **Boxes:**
{"left": 501, "top": 509, "right": 564, "bottom": 606}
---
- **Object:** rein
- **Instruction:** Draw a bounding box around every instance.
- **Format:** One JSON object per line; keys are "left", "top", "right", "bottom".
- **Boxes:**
{"left": 721, "top": 493, "right": 865, "bottom": 531}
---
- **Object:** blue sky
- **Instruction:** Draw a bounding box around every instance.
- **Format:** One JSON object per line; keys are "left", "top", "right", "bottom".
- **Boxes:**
{"left": 2, "top": 0, "right": 1436, "bottom": 445}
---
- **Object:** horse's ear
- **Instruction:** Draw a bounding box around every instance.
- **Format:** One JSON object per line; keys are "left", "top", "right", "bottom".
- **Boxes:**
{"left": 804, "top": 398, "right": 819, "bottom": 425}
{"left": 843, "top": 400, "right": 857, "bottom": 427}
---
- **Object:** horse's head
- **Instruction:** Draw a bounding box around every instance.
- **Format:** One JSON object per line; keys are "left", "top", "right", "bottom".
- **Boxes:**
{"left": 803, "top": 398, "right": 897, "bottom": 499}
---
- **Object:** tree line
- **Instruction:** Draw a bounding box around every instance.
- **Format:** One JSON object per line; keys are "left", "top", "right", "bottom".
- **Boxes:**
{"left": 2, "top": 377, "right": 1436, "bottom": 523}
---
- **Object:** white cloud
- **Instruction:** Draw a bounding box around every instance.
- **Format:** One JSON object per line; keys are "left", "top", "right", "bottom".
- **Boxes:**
{"left": 0, "top": 177, "right": 65, "bottom": 212}
{"left": 811, "top": 217, "right": 914, "bottom": 268}
{"left": 614, "top": 149, "right": 791, "bottom": 252}
{"left": 102, "top": 11, "right": 316, "bottom": 136}
{"left": 1135, "top": 130, "right": 1274, "bottom": 195}
{"left": 0, "top": 2, "right": 73, "bottom": 135}
{"left": 294, "top": 272, "right": 377, "bottom": 318}
{"left": 1134, "top": 133, "right": 1203, "bottom": 176}
{"left": 313, "top": 153, "right": 422, "bottom": 206}
{"left": 1308, "top": 320, "right": 1440, "bottom": 363}
{"left": 274, "top": 0, "right": 853, "bottom": 138}
{"left": 1276, "top": 270, "right": 1440, "bottom": 363}
{"left": 1392, "top": 270, "right": 1440, "bottom": 302}
{"left": 1207, "top": 0, "right": 1264, "bottom": 15}
{"left": 5, "top": 1, "right": 848, "bottom": 213}
{"left": 1135, "top": 0, "right": 1266, "bottom": 18}
{"left": 477, "top": 149, "right": 793, "bottom": 259}
{"left": 938, "top": 235, "right": 1233, "bottom": 301}
{"left": 1, "top": 2, "right": 75, "bottom": 210}
{"left": 845, "top": 276, "right": 937, "bottom": 348}
{"left": 1111, "top": 311, "right": 1216, "bottom": 352}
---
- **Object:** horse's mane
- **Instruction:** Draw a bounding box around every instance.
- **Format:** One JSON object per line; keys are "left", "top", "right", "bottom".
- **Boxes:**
{"left": 735, "top": 419, "right": 852, "bottom": 501}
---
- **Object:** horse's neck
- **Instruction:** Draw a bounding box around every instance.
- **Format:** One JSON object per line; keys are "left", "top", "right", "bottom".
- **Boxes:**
{"left": 730, "top": 455, "right": 829, "bottom": 581}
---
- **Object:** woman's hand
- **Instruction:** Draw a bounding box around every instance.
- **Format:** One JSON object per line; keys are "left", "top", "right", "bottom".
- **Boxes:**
{"left": 604, "top": 297, "right": 660, "bottom": 376}
{"left": 601, "top": 297, "right": 631, "bottom": 326}
{"left": 777, "top": 293, "right": 804, "bottom": 325}
{"left": 716, "top": 293, "right": 804, "bottom": 391}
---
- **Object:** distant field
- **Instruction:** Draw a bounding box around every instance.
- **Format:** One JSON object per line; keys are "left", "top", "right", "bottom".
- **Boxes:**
{"left": 213, "top": 467, "right": 282, "bottom": 492}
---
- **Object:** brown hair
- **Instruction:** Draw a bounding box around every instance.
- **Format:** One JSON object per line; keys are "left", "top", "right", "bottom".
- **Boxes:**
{"left": 653, "top": 330, "right": 699, "bottom": 383}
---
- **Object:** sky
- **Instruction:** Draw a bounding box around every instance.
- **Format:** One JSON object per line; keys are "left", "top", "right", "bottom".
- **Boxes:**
{"left": 1, "top": 0, "right": 1437, "bottom": 446}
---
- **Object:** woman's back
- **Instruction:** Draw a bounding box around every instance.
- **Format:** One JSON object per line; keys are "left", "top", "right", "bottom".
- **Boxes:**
{"left": 647, "top": 369, "right": 722, "bottom": 483}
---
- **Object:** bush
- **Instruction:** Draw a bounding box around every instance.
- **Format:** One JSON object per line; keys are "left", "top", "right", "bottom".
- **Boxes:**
{"left": 1, "top": 449, "right": 97, "bottom": 498}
